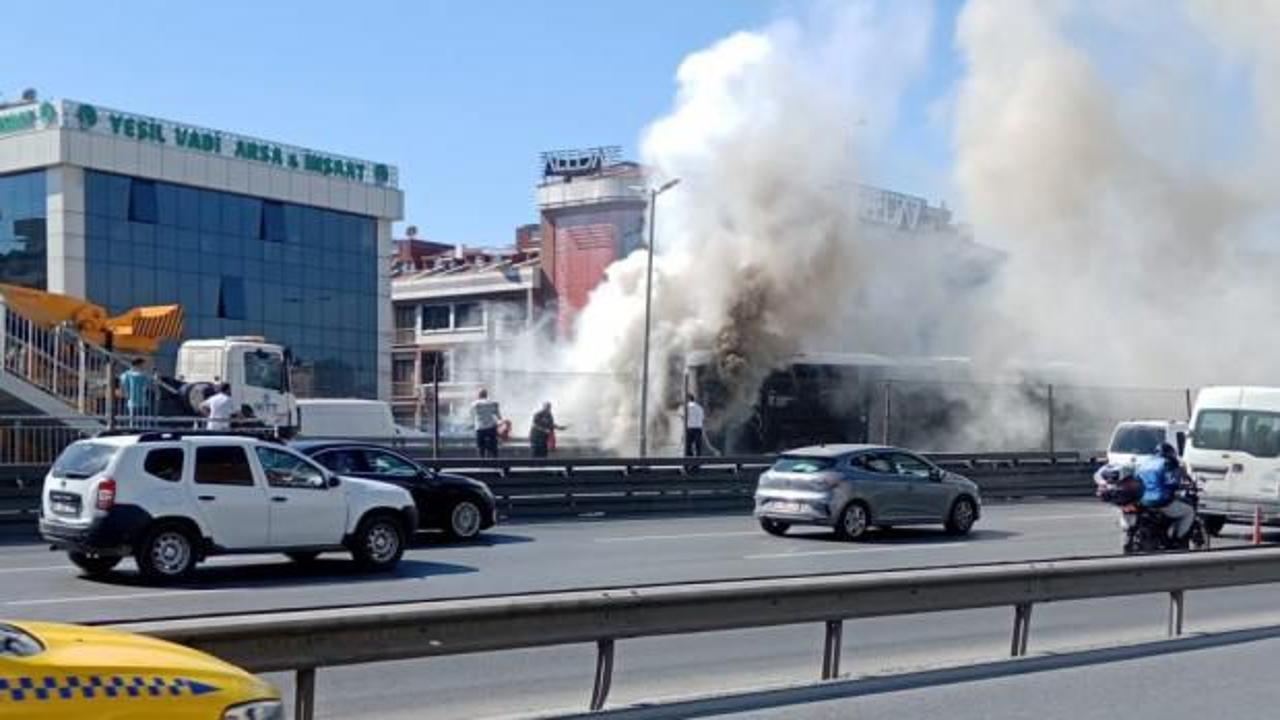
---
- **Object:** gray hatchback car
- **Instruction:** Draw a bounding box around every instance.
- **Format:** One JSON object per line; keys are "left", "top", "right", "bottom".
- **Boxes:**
{"left": 753, "top": 444, "right": 981, "bottom": 540}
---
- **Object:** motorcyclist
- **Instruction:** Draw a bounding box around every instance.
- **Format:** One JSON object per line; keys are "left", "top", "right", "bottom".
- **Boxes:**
{"left": 1134, "top": 442, "right": 1195, "bottom": 546}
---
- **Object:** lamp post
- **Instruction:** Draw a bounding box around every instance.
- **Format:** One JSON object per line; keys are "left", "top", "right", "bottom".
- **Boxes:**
{"left": 638, "top": 178, "right": 680, "bottom": 457}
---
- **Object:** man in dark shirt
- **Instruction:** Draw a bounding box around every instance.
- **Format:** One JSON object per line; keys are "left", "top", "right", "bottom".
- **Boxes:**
{"left": 529, "top": 402, "right": 566, "bottom": 458}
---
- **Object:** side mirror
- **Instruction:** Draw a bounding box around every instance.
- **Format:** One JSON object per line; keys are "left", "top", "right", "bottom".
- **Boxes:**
{"left": 328, "top": 475, "right": 341, "bottom": 488}
{"left": 929, "top": 467, "right": 943, "bottom": 482}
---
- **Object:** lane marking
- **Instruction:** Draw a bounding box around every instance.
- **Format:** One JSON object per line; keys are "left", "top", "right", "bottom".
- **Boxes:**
{"left": 5, "top": 589, "right": 231, "bottom": 607}
{"left": 745, "top": 542, "right": 971, "bottom": 560}
{"left": 0, "top": 565, "right": 72, "bottom": 574}
{"left": 1002, "top": 513, "right": 1113, "bottom": 523}
{"left": 596, "top": 531, "right": 761, "bottom": 543}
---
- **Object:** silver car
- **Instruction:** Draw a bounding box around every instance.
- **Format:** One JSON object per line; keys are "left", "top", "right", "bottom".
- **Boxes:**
{"left": 753, "top": 444, "right": 981, "bottom": 540}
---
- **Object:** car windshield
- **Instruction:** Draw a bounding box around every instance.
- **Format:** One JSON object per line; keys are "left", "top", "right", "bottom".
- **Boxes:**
{"left": 771, "top": 456, "right": 834, "bottom": 473}
{"left": 1110, "top": 426, "right": 1165, "bottom": 455}
{"left": 0, "top": 624, "right": 43, "bottom": 657}
{"left": 51, "top": 442, "right": 119, "bottom": 479}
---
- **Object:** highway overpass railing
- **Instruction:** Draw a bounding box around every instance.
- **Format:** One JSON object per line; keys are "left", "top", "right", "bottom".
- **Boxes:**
{"left": 114, "top": 546, "right": 1280, "bottom": 720}
{"left": 0, "top": 449, "right": 1100, "bottom": 527}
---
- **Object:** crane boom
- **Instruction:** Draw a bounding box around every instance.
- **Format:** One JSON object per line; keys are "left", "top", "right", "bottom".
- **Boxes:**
{"left": 0, "top": 283, "right": 183, "bottom": 354}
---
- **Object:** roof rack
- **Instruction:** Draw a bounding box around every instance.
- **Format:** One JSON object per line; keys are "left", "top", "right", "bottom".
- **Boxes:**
{"left": 94, "top": 429, "right": 287, "bottom": 444}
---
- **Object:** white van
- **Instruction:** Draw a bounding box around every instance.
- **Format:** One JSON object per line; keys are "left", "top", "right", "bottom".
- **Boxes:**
{"left": 1184, "top": 386, "right": 1280, "bottom": 535}
{"left": 1106, "top": 420, "right": 1189, "bottom": 466}
{"left": 296, "top": 399, "right": 426, "bottom": 440}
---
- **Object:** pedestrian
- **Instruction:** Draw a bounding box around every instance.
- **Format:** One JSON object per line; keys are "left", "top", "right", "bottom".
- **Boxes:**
{"left": 529, "top": 402, "right": 567, "bottom": 458}
{"left": 200, "top": 382, "right": 235, "bottom": 431}
{"left": 119, "top": 358, "right": 151, "bottom": 428}
{"left": 471, "top": 388, "right": 503, "bottom": 458}
{"left": 685, "top": 394, "right": 706, "bottom": 457}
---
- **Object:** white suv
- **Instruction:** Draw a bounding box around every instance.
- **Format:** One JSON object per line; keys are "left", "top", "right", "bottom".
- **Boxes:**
{"left": 39, "top": 432, "right": 418, "bottom": 582}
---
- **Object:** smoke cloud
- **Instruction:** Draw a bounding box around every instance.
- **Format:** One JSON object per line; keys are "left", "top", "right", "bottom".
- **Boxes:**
{"left": 507, "top": 0, "right": 1280, "bottom": 454}
{"left": 954, "top": 0, "right": 1280, "bottom": 387}
{"left": 541, "top": 2, "right": 937, "bottom": 452}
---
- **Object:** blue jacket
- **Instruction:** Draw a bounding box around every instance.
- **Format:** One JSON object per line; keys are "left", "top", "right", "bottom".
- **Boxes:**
{"left": 1136, "top": 456, "right": 1177, "bottom": 506}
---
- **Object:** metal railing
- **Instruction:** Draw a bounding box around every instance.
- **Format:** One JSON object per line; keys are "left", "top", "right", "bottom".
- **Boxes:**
{"left": 0, "top": 299, "right": 187, "bottom": 424}
{"left": 114, "top": 546, "right": 1280, "bottom": 720}
{"left": 0, "top": 444, "right": 1099, "bottom": 526}
{"left": 2, "top": 299, "right": 112, "bottom": 417}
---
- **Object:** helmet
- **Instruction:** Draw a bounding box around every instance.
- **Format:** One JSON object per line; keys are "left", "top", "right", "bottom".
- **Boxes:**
{"left": 1158, "top": 442, "right": 1180, "bottom": 463}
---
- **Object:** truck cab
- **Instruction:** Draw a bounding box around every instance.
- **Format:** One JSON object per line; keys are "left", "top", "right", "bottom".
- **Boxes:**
{"left": 174, "top": 337, "right": 297, "bottom": 431}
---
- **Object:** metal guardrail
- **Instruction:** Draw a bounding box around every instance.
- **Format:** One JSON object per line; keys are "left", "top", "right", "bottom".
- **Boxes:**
{"left": 115, "top": 547, "right": 1280, "bottom": 720}
{"left": 0, "top": 453, "right": 1099, "bottom": 527}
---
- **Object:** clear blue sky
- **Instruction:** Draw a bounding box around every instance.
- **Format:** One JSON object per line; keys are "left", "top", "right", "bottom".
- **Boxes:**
{"left": 5, "top": 0, "right": 962, "bottom": 247}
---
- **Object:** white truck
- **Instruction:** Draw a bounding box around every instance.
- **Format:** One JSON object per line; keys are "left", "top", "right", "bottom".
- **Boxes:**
{"left": 162, "top": 336, "right": 298, "bottom": 433}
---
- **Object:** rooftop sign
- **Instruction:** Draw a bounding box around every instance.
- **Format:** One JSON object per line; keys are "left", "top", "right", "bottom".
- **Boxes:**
{"left": 540, "top": 146, "right": 622, "bottom": 179}
{"left": 0, "top": 99, "right": 397, "bottom": 187}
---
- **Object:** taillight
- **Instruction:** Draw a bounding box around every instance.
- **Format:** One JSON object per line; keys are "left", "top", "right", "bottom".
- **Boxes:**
{"left": 96, "top": 478, "right": 116, "bottom": 511}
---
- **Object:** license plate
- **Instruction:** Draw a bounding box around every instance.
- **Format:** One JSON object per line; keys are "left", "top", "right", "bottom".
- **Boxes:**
{"left": 52, "top": 501, "right": 79, "bottom": 516}
{"left": 772, "top": 501, "right": 805, "bottom": 513}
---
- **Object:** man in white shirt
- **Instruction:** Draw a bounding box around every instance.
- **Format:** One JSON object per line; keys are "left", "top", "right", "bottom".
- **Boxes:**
{"left": 200, "top": 383, "right": 235, "bottom": 431}
{"left": 471, "top": 388, "right": 503, "bottom": 458}
{"left": 685, "top": 394, "right": 706, "bottom": 457}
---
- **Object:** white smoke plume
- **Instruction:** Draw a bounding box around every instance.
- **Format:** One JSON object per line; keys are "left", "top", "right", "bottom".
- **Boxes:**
{"left": 542, "top": 2, "right": 936, "bottom": 452}
{"left": 953, "top": 0, "right": 1280, "bottom": 388}
{"left": 507, "top": 0, "right": 1280, "bottom": 455}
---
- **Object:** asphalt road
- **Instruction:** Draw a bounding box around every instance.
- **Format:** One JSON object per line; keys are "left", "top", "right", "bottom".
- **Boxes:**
{"left": 3, "top": 501, "right": 1279, "bottom": 719}
{"left": 721, "top": 630, "right": 1280, "bottom": 720}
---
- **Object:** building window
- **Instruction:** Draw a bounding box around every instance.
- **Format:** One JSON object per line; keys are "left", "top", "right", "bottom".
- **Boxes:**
{"left": 454, "top": 302, "right": 483, "bottom": 329}
{"left": 0, "top": 170, "right": 48, "bottom": 290}
{"left": 260, "top": 200, "right": 286, "bottom": 242}
{"left": 422, "top": 351, "right": 449, "bottom": 382}
{"left": 394, "top": 303, "right": 417, "bottom": 330}
{"left": 421, "top": 305, "right": 450, "bottom": 331}
{"left": 392, "top": 357, "right": 415, "bottom": 383}
{"left": 218, "top": 276, "right": 246, "bottom": 320}
{"left": 128, "top": 179, "right": 158, "bottom": 224}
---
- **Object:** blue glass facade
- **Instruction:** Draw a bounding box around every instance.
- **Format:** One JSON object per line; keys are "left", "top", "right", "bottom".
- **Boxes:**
{"left": 83, "top": 170, "right": 379, "bottom": 398}
{"left": 0, "top": 170, "right": 47, "bottom": 289}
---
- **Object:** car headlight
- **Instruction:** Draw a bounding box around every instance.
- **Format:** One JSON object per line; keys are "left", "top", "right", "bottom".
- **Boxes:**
{"left": 223, "top": 700, "right": 285, "bottom": 720}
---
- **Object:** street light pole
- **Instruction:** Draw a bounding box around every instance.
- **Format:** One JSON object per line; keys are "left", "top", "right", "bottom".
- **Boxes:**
{"left": 638, "top": 178, "right": 680, "bottom": 457}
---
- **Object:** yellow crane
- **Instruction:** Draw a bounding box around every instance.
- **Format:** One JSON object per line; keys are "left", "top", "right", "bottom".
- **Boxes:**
{"left": 0, "top": 283, "right": 184, "bottom": 353}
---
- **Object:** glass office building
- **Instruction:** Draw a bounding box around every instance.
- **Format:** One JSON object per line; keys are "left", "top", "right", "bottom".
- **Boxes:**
{"left": 0, "top": 98, "right": 403, "bottom": 399}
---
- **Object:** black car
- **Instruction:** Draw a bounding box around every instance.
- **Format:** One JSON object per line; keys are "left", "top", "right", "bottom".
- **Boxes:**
{"left": 294, "top": 441, "right": 498, "bottom": 540}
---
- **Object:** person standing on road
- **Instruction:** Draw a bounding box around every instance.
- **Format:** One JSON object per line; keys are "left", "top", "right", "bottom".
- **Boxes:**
{"left": 472, "top": 389, "right": 503, "bottom": 458}
{"left": 119, "top": 358, "right": 151, "bottom": 427}
{"left": 529, "top": 402, "right": 567, "bottom": 458}
{"left": 200, "top": 383, "right": 235, "bottom": 431}
{"left": 685, "top": 394, "right": 706, "bottom": 457}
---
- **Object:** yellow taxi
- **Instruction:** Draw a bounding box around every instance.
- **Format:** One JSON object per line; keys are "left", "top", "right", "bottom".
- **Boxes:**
{"left": 0, "top": 621, "right": 281, "bottom": 719}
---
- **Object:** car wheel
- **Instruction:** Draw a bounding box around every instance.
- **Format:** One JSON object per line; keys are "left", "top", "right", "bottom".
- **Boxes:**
{"left": 945, "top": 497, "right": 978, "bottom": 536}
{"left": 446, "top": 500, "right": 484, "bottom": 540}
{"left": 835, "top": 502, "right": 869, "bottom": 541}
{"left": 1202, "top": 514, "right": 1226, "bottom": 537}
{"left": 351, "top": 514, "right": 406, "bottom": 571}
{"left": 285, "top": 551, "right": 321, "bottom": 564}
{"left": 759, "top": 518, "right": 790, "bottom": 536}
{"left": 135, "top": 524, "right": 198, "bottom": 583}
{"left": 68, "top": 552, "right": 122, "bottom": 577}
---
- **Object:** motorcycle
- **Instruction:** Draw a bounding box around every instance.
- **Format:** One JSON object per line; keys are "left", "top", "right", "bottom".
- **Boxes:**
{"left": 1095, "top": 465, "right": 1209, "bottom": 554}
